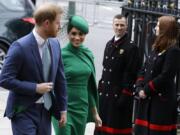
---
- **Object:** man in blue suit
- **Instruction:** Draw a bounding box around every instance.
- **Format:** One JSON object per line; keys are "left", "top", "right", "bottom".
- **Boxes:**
{"left": 0, "top": 3, "right": 67, "bottom": 135}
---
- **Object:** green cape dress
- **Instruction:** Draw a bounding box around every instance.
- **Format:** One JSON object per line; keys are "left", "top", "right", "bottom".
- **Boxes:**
{"left": 52, "top": 43, "right": 98, "bottom": 135}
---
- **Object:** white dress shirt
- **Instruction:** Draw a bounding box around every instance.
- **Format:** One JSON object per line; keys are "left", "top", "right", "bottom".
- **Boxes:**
{"left": 33, "top": 28, "right": 46, "bottom": 58}
{"left": 33, "top": 28, "right": 46, "bottom": 103}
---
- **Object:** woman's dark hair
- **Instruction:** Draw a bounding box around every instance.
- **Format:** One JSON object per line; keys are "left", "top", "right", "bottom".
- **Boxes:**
{"left": 67, "top": 17, "right": 73, "bottom": 33}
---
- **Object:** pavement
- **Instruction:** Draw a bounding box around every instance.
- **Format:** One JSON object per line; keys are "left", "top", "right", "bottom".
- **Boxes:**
{"left": 0, "top": 117, "right": 95, "bottom": 135}
{"left": 0, "top": 90, "right": 10, "bottom": 135}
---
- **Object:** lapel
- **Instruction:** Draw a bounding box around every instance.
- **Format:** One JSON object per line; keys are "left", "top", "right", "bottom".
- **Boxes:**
{"left": 79, "top": 51, "right": 95, "bottom": 73}
{"left": 68, "top": 46, "right": 95, "bottom": 74}
{"left": 78, "top": 53, "right": 92, "bottom": 69}
{"left": 48, "top": 39, "right": 55, "bottom": 82}
{"left": 29, "top": 33, "right": 44, "bottom": 81}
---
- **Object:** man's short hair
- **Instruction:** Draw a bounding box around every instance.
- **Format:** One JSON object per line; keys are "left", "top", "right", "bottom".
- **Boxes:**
{"left": 33, "top": 3, "right": 63, "bottom": 26}
{"left": 113, "top": 14, "right": 126, "bottom": 20}
{"left": 113, "top": 14, "right": 127, "bottom": 25}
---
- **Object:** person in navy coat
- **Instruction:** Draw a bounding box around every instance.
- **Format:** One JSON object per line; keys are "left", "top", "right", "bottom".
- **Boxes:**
{"left": 0, "top": 3, "right": 67, "bottom": 135}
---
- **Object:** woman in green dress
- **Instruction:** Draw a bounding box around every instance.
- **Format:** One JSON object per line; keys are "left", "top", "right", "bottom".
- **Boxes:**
{"left": 52, "top": 15, "right": 102, "bottom": 135}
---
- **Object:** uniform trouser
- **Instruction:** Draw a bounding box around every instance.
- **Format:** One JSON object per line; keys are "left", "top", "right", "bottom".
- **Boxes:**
{"left": 11, "top": 103, "right": 51, "bottom": 135}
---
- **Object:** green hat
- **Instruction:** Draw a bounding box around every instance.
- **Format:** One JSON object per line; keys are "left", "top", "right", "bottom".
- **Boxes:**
{"left": 67, "top": 15, "right": 89, "bottom": 34}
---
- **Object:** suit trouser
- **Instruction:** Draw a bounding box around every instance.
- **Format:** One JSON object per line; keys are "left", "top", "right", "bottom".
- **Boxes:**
{"left": 11, "top": 103, "right": 51, "bottom": 135}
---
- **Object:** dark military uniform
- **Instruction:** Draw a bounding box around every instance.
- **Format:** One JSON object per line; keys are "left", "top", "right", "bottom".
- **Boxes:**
{"left": 94, "top": 34, "right": 140, "bottom": 135}
{"left": 134, "top": 46, "right": 180, "bottom": 135}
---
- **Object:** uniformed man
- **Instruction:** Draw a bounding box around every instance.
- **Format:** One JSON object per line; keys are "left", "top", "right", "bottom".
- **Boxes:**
{"left": 94, "top": 14, "right": 140, "bottom": 135}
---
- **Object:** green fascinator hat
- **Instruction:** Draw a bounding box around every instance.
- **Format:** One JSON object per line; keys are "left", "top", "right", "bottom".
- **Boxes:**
{"left": 67, "top": 15, "right": 89, "bottom": 34}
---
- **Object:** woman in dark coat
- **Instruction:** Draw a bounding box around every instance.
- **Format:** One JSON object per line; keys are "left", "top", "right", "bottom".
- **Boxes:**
{"left": 134, "top": 16, "right": 180, "bottom": 135}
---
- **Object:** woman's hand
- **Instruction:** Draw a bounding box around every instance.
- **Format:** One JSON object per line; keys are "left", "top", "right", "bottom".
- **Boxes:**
{"left": 94, "top": 113, "right": 102, "bottom": 127}
{"left": 139, "top": 90, "right": 147, "bottom": 99}
{"left": 92, "top": 107, "right": 102, "bottom": 127}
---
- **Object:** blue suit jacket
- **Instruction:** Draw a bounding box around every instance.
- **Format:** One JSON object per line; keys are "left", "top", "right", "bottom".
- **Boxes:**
{"left": 0, "top": 32, "right": 67, "bottom": 119}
